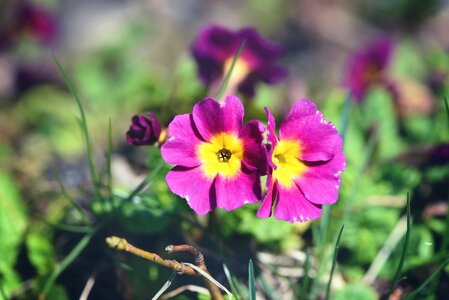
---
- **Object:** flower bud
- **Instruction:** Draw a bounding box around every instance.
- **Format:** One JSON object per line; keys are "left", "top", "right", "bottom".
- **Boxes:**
{"left": 126, "top": 112, "right": 161, "bottom": 146}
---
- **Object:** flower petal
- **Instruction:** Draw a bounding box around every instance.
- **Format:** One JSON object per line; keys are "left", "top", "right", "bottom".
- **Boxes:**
{"left": 215, "top": 164, "right": 262, "bottom": 211}
{"left": 238, "top": 28, "right": 284, "bottom": 62}
{"left": 264, "top": 107, "right": 278, "bottom": 170}
{"left": 165, "top": 166, "right": 216, "bottom": 215}
{"left": 161, "top": 114, "right": 202, "bottom": 167}
{"left": 280, "top": 100, "right": 342, "bottom": 162}
{"left": 192, "top": 95, "right": 244, "bottom": 140}
{"left": 274, "top": 185, "right": 322, "bottom": 223}
{"left": 295, "top": 152, "right": 346, "bottom": 205}
{"left": 239, "top": 120, "right": 267, "bottom": 173}
{"left": 256, "top": 175, "right": 276, "bottom": 218}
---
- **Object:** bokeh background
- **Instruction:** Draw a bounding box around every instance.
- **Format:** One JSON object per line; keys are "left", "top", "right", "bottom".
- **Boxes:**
{"left": 1, "top": 0, "right": 449, "bottom": 299}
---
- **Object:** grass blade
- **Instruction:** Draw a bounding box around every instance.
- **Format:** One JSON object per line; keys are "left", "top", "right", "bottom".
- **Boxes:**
{"left": 152, "top": 271, "right": 177, "bottom": 300}
{"left": 53, "top": 168, "right": 89, "bottom": 223}
{"left": 324, "top": 224, "right": 345, "bottom": 300}
{"left": 248, "top": 259, "right": 256, "bottom": 300}
{"left": 444, "top": 96, "right": 449, "bottom": 125}
{"left": 300, "top": 249, "right": 312, "bottom": 300}
{"left": 403, "top": 257, "right": 449, "bottom": 300}
{"left": 51, "top": 53, "right": 100, "bottom": 197}
{"left": 386, "top": 193, "right": 411, "bottom": 298}
{"left": 39, "top": 226, "right": 99, "bottom": 299}
{"left": 223, "top": 264, "right": 242, "bottom": 300}
{"left": 216, "top": 41, "right": 246, "bottom": 100}
{"left": 107, "top": 118, "right": 113, "bottom": 195}
{"left": 258, "top": 273, "right": 277, "bottom": 300}
{"left": 0, "top": 282, "right": 6, "bottom": 300}
{"left": 125, "top": 159, "right": 165, "bottom": 201}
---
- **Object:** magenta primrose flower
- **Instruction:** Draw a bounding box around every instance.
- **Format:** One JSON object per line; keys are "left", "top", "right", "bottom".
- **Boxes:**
{"left": 161, "top": 95, "right": 266, "bottom": 215}
{"left": 192, "top": 24, "right": 288, "bottom": 98}
{"left": 257, "top": 100, "right": 346, "bottom": 223}
{"left": 344, "top": 38, "right": 394, "bottom": 102}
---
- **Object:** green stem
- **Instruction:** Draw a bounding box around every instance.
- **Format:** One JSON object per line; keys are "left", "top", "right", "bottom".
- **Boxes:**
{"left": 216, "top": 41, "right": 246, "bottom": 100}
{"left": 386, "top": 193, "right": 411, "bottom": 298}
{"left": 324, "top": 224, "right": 345, "bottom": 300}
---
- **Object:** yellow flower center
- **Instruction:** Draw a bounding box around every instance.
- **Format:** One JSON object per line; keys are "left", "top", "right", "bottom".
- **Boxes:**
{"left": 197, "top": 133, "right": 244, "bottom": 178}
{"left": 272, "top": 140, "right": 307, "bottom": 188}
{"left": 223, "top": 57, "right": 250, "bottom": 88}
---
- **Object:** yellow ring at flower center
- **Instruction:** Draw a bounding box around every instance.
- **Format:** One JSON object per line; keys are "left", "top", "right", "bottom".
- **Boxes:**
{"left": 272, "top": 140, "right": 307, "bottom": 188}
{"left": 197, "top": 133, "right": 244, "bottom": 178}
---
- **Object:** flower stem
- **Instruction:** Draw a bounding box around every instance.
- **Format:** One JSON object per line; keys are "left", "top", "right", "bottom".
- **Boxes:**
{"left": 107, "top": 237, "right": 224, "bottom": 300}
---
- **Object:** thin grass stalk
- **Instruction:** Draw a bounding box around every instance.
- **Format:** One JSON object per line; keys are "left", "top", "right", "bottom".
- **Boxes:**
{"left": 107, "top": 118, "right": 113, "bottom": 195}
{"left": 223, "top": 264, "right": 243, "bottom": 300}
{"left": 300, "top": 249, "right": 312, "bottom": 300}
{"left": 385, "top": 193, "right": 411, "bottom": 298}
{"left": 51, "top": 53, "right": 102, "bottom": 202}
{"left": 440, "top": 97, "right": 449, "bottom": 253}
{"left": 402, "top": 257, "right": 449, "bottom": 300}
{"left": 428, "top": 96, "right": 449, "bottom": 295}
{"left": 53, "top": 168, "right": 88, "bottom": 223}
{"left": 216, "top": 41, "right": 246, "bottom": 100}
{"left": 39, "top": 226, "right": 100, "bottom": 299}
{"left": 258, "top": 273, "right": 277, "bottom": 300}
{"left": 324, "top": 224, "right": 344, "bottom": 300}
{"left": 125, "top": 159, "right": 165, "bottom": 201}
{"left": 0, "top": 282, "right": 6, "bottom": 300}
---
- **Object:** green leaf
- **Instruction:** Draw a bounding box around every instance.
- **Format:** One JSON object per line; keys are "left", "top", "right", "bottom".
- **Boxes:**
{"left": 0, "top": 172, "right": 27, "bottom": 296}
{"left": 248, "top": 260, "right": 256, "bottom": 300}
{"left": 26, "top": 225, "right": 56, "bottom": 275}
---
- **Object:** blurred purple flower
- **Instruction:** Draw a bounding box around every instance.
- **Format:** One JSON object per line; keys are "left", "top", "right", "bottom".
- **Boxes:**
{"left": 192, "top": 24, "right": 288, "bottom": 98}
{"left": 396, "top": 143, "right": 449, "bottom": 167}
{"left": 19, "top": 1, "right": 57, "bottom": 43}
{"left": 0, "top": 1, "right": 56, "bottom": 49}
{"left": 126, "top": 113, "right": 162, "bottom": 146}
{"left": 344, "top": 38, "right": 394, "bottom": 102}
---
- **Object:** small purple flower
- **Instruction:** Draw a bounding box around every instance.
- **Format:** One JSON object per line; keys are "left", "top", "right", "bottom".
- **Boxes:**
{"left": 192, "top": 24, "right": 288, "bottom": 98}
{"left": 257, "top": 99, "right": 346, "bottom": 223}
{"left": 344, "top": 38, "right": 394, "bottom": 102}
{"left": 19, "top": 2, "right": 57, "bottom": 43}
{"left": 161, "top": 95, "right": 266, "bottom": 215}
{"left": 126, "top": 113, "right": 162, "bottom": 146}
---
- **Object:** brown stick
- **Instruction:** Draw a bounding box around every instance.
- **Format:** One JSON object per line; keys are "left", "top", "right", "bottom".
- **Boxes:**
{"left": 166, "top": 245, "right": 224, "bottom": 300}
{"left": 106, "top": 236, "right": 224, "bottom": 300}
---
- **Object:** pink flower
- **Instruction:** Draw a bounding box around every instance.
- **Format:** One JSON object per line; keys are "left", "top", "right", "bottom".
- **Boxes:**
{"left": 257, "top": 99, "right": 346, "bottom": 223}
{"left": 161, "top": 95, "right": 266, "bottom": 215}
{"left": 344, "top": 38, "right": 394, "bottom": 102}
{"left": 191, "top": 24, "right": 288, "bottom": 98}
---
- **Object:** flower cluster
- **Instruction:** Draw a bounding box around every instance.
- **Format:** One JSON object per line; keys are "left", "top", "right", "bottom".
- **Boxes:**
{"left": 127, "top": 25, "right": 345, "bottom": 223}
{"left": 161, "top": 95, "right": 346, "bottom": 223}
